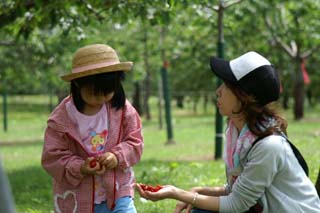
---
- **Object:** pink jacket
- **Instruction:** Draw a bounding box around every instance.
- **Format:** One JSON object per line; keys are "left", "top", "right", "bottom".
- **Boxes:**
{"left": 41, "top": 96, "right": 143, "bottom": 213}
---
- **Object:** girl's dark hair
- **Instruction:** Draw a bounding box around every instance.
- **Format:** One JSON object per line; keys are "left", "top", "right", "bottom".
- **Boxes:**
{"left": 224, "top": 81, "right": 287, "bottom": 137}
{"left": 71, "top": 71, "right": 126, "bottom": 112}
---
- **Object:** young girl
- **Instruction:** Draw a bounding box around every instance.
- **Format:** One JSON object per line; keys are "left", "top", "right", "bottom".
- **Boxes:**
{"left": 136, "top": 51, "right": 320, "bottom": 212}
{"left": 41, "top": 44, "right": 144, "bottom": 213}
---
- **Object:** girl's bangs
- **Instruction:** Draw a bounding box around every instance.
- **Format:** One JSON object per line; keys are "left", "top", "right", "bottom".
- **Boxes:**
{"left": 76, "top": 72, "right": 123, "bottom": 95}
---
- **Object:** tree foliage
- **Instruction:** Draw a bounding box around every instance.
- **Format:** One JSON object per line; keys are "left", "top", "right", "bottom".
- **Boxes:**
{"left": 1, "top": 0, "right": 319, "bottom": 118}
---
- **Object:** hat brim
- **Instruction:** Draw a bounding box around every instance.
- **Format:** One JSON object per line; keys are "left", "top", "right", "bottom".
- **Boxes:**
{"left": 61, "top": 62, "right": 133, "bottom": 82}
{"left": 209, "top": 56, "right": 237, "bottom": 83}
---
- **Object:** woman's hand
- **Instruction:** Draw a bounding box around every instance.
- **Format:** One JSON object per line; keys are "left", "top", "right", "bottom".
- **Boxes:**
{"left": 174, "top": 201, "right": 190, "bottom": 213}
{"left": 173, "top": 187, "right": 200, "bottom": 213}
{"left": 80, "top": 157, "right": 106, "bottom": 175}
{"left": 97, "top": 152, "right": 118, "bottom": 169}
{"left": 136, "top": 183, "right": 221, "bottom": 212}
{"left": 135, "top": 183, "right": 175, "bottom": 202}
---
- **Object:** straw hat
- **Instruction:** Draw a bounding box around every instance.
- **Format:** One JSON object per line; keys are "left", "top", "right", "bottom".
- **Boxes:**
{"left": 61, "top": 44, "right": 133, "bottom": 81}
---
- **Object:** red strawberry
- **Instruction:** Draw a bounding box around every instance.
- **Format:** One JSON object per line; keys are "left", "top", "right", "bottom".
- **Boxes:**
{"left": 139, "top": 183, "right": 163, "bottom": 192}
{"left": 140, "top": 183, "right": 147, "bottom": 191}
{"left": 89, "top": 159, "right": 97, "bottom": 168}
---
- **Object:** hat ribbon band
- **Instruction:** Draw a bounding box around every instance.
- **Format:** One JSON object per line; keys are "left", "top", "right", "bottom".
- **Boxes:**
{"left": 72, "top": 61, "right": 120, "bottom": 73}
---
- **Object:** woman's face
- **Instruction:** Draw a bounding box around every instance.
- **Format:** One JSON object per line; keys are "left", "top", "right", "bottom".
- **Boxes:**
{"left": 215, "top": 82, "right": 242, "bottom": 118}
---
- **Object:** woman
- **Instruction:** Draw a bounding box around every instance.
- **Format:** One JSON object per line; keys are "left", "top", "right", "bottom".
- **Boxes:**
{"left": 136, "top": 51, "right": 320, "bottom": 212}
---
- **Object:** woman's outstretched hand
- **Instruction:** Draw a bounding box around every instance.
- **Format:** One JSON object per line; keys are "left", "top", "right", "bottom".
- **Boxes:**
{"left": 135, "top": 183, "right": 174, "bottom": 202}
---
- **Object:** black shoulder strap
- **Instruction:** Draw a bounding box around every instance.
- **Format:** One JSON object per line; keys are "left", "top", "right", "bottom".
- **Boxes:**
{"left": 250, "top": 133, "right": 309, "bottom": 176}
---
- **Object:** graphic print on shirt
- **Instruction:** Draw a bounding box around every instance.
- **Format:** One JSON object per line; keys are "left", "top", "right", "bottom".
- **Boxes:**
{"left": 90, "top": 129, "right": 108, "bottom": 152}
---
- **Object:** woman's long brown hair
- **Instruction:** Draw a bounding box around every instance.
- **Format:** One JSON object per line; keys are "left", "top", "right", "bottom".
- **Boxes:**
{"left": 225, "top": 81, "right": 287, "bottom": 137}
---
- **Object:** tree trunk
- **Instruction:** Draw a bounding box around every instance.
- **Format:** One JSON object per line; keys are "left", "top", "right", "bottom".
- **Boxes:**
{"left": 293, "top": 59, "right": 305, "bottom": 120}
{"left": 306, "top": 88, "right": 313, "bottom": 107}
{"left": 193, "top": 98, "right": 198, "bottom": 114}
{"left": 282, "top": 90, "right": 289, "bottom": 110}
{"left": 193, "top": 101, "right": 197, "bottom": 113}
{"left": 158, "top": 78, "right": 163, "bottom": 130}
{"left": 176, "top": 95, "right": 184, "bottom": 108}
{"left": 132, "top": 82, "right": 142, "bottom": 114}
{"left": 142, "top": 27, "right": 151, "bottom": 120}
{"left": 57, "top": 88, "right": 68, "bottom": 104}
{"left": 203, "top": 94, "right": 208, "bottom": 113}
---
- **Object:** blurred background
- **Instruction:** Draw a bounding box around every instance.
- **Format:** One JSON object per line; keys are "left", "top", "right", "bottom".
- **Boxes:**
{"left": 0, "top": 0, "right": 319, "bottom": 212}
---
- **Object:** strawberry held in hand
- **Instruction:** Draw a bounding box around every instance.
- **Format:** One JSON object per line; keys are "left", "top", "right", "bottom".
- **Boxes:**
{"left": 89, "top": 158, "right": 98, "bottom": 168}
{"left": 139, "top": 183, "right": 163, "bottom": 192}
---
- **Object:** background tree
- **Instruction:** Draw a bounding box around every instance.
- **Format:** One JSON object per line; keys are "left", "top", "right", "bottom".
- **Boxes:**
{"left": 1, "top": 0, "right": 320, "bottom": 120}
{"left": 257, "top": 0, "right": 320, "bottom": 119}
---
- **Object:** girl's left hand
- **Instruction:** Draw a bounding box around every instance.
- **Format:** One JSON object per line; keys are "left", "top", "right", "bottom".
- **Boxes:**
{"left": 97, "top": 152, "right": 118, "bottom": 169}
{"left": 135, "top": 183, "right": 174, "bottom": 201}
{"left": 80, "top": 157, "right": 106, "bottom": 176}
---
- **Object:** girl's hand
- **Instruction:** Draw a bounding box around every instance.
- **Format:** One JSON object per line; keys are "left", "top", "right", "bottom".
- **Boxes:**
{"left": 80, "top": 157, "right": 106, "bottom": 175}
{"left": 135, "top": 183, "right": 174, "bottom": 202}
{"left": 97, "top": 152, "right": 118, "bottom": 170}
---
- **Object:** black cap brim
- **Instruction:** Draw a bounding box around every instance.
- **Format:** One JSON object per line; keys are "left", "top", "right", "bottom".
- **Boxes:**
{"left": 209, "top": 56, "right": 237, "bottom": 83}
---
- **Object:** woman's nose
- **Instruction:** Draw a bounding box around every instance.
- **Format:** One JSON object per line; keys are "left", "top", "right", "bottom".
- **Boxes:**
{"left": 215, "top": 87, "right": 221, "bottom": 97}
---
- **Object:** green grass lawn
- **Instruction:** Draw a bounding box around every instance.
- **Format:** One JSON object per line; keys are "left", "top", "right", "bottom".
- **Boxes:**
{"left": 0, "top": 95, "right": 319, "bottom": 212}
